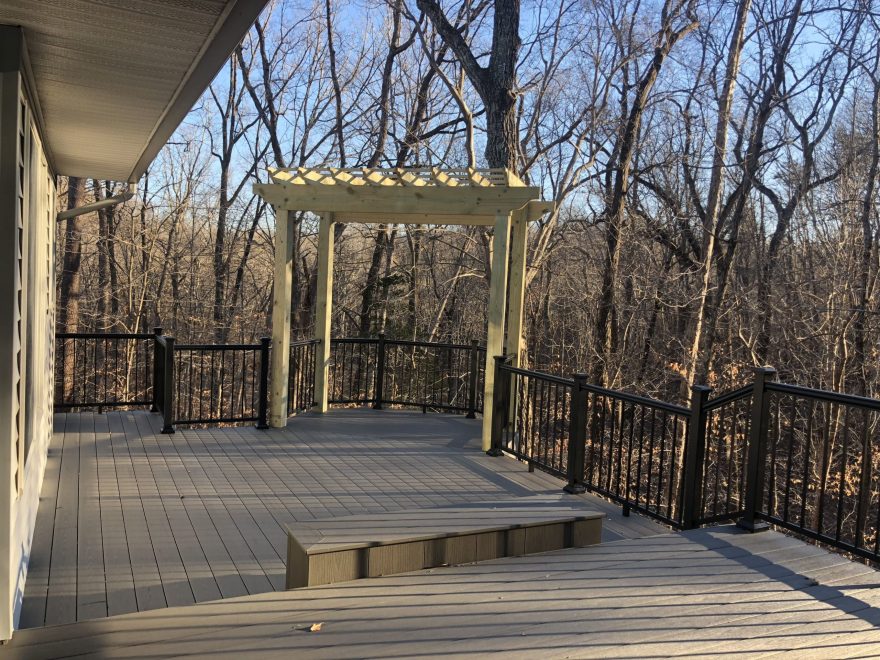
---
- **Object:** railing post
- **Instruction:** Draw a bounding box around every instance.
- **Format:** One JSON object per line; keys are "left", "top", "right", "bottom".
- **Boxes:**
{"left": 257, "top": 337, "right": 271, "bottom": 429}
{"left": 487, "top": 355, "right": 509, "bottom": 456}
{"left": 151, "top": 326, "right": 163, "bottom": 412}
{"left": 564, "top": 373, "right": 589, "bottom": 494}
{"left": 737, "top": 367, "right": 776, "bottom": 532}
{"left": 374, "top": 333, "right": 386, "bottom": 409}
{"left": 161, "top": 336, "right": 175, "bottom": 434}
{"left": 466, "top": 339, "right": 479, "bottom": 419}
{"left": 680, "top": 385, "right": 712, "bottom": 529}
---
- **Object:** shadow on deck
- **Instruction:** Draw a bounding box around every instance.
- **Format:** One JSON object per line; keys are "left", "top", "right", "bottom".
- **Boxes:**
{"left": 9, "top": 519, "right": 880, "bottom": 658}
{"left": 20, "top": 409, "right": 662, "bottom": 631}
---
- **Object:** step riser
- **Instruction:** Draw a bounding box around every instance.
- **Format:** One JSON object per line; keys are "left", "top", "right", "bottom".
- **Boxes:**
{"left": 287, "top": 517, "right": 601, "bottom": 588}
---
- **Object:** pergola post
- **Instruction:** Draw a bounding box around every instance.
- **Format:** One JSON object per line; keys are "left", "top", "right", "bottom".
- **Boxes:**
{"left": 505, "top": 210, "right": 528, "bottom": 367}
{"left": 269, "top": 207, "right": 294, "bottom": 427}
{"left": 254, "top": 168, "right": 551, "bottom": 433}
{"left": 482, "top": 211, "right": 512, "bottom": 451}
{"left": 313, "top": 213, "right": 335, "bottom": 412}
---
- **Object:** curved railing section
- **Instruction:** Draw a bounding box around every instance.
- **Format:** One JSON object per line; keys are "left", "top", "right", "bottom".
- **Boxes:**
{"left": 696, "top": 385, "right": 753, "bottom": 526}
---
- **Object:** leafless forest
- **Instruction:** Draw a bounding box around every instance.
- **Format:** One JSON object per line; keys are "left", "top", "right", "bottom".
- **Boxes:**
{"left": 56, "top": 0, "right": 880, "bottom": 405}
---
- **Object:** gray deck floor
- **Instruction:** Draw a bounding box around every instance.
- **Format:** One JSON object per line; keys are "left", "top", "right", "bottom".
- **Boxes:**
{"left": 8, "top": 524, "right": 880, "bottom": 658}
{"left": 19, "top": 409, "right": 663, "bottom": 630}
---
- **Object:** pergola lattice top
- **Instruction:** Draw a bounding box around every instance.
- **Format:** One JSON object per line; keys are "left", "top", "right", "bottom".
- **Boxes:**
{"left": 254, "top": 166, "right": 552, "bottom": 225}
{"left": 269, "top": 167, "right": 525, "bottom": 188}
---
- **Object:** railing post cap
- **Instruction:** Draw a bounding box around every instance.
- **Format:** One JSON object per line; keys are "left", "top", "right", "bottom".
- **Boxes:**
{"left": 754, "top": 366, "right": 776, "bottom": 376}
{"left": 573, "top": 372, "right": 589, "bottom": 384}
{"left": 153, "top": 326, "right": 163, "bottom": 334}
{"left": 691, "top": 384, "right": 712, "bottom": 395}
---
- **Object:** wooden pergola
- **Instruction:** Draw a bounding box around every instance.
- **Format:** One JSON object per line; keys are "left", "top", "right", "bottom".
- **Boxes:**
{"left": 254, "top": 167, "right": 553, "bottom": 450}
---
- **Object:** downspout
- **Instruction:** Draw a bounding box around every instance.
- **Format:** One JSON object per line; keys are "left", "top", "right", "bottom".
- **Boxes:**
{"left": 56, "top": 183, "right": 136, "bottom": 221}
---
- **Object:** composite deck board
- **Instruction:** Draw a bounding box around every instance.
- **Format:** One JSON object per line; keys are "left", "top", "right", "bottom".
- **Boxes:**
{"left": 20, "top": 409, "right": 667, "bottom": 629}
{"left": 140, "top": 420, "right": 223, "bottom": 604}
{"left": 158, "top": 428, "right": 274, "bottom": 597}
{"left": 96, "top": 412, "right": 138, "bottom": 617}
{"left": 179, "top": 432, "right": 286, "bottom": 593}
{"left": 17, "top": 414, "right": 65, "bottom": 629}
{"left": 135, "top": 412, "right": 246, "bottom": 603}
{"left": 42, "top": 410, "right": 80, "bottom": 626}
{"left": 125, "top": 412, "right": 195, "bottom": 609}
{"left": 113, "top": 413, "right": 167, "bottom": 613}
{"left": 7, "top": 527, "right": 879, "bottom": 658}
{"left": 173, "top": 427, "right": 287, "bottom": 589}
{"left": 75, "top": 413, "right": 107, "bottom": 621}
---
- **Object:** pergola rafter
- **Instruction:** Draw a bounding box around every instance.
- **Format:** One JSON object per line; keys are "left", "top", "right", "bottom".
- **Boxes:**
{"left": 254, "top": 166, "right": 553, "bottom": 450}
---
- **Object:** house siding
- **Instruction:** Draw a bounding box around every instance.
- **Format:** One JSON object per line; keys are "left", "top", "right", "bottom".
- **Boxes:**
{"left": 0, "top": 26, "right": 56, "bottom": 641}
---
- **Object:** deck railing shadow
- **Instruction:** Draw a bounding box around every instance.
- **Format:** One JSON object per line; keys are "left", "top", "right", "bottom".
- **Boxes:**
{"left": 684, "top": 525, "right": 880, "bottom": 629}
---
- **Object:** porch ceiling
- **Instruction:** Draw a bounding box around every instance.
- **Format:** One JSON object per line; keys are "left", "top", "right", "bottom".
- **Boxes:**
{"left": 0, "top": 0, "right": 268, "bottom": 182}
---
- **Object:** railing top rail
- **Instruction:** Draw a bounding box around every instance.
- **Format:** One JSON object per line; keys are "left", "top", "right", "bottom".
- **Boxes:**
{"left": 56, "top": 332, "right": 155, "bottom": 340}
{"left": 329, "top": 336, "right": 482, "bottom": 350}
{"left": 500, "top": 364, "right": 575, "bottom": 387}
{"left": 703, "top": 384, "right": 752, "bottom": 411}
{"left": 579, "top": 381, "right": 690, "bottom": 416}
{"left": 386, "top": 339, "right": 483, "bottom": 350}
{"left": 501, "top": 363, "right": 689, "bottom": 415}
{"left": 766, "top": 381, "right": 880, "bottom": 411}
{"left": 174, "top": 343, "right": 262, "bottom": 351}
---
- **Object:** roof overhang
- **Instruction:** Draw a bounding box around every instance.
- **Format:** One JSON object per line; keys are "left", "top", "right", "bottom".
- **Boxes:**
{"left": 0, "top": 0, "right": 268, "bottom": 182}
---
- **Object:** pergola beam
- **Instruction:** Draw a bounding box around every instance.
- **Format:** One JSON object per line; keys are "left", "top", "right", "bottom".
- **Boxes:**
{"left": 253, "top": 183, "right": 538, "bottom": 217}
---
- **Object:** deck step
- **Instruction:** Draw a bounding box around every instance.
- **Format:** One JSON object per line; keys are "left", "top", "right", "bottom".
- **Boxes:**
{"left": 286, "top": 496, "right": 604, "bottom": 588}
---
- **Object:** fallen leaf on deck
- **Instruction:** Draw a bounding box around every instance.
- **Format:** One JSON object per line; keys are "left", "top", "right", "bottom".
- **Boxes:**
{"left": 309, "top": 622, "right": 324, "bottom": 632}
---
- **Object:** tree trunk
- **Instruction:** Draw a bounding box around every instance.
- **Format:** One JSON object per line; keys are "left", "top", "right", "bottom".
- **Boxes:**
{"left": 58, "top": 177, "right": 86, "bottom": 400}
{"left": 683, "top": 0, "right": 752, "bottom": 391}
{"left": 592, "top": 0, "right": 698, "bottom": 386}
{"left": 853, "top": 66, "right": 880, "bottom": 397}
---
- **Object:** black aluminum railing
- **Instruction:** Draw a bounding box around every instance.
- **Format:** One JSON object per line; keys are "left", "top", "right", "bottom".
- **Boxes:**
{"left": 382, "top": 338, "right": 484, "bottom": 414}
{"left": 55, "top": 331, "right": 158, "bottom": 410}
{"left": 171, "top": 340, "right": 269, "bottom": 427}
{"left": 757, "top": 379, "right": 880, "bottom": 563}
{"left": 327, "top": 335, "right": 485, "bottom": 415}
{"left": 56, "top": 332, "right": 485, "bottom": 426}
{"left": 696, "top": 385, "right": 753, "bottom": 526}
{"left": 492, "top": 357, "right": 691, "bottom": 527}
{"left": 288, "top": 339, "right": 318, "bottom": 414}
{"left": 490, "top": 359, "right": 880, "bottom": 563}
{"left": 329, "top": 338, "right": 380, "bottom": 405}
{"left": 497, "top": 361, "right": 572, "bottom": 480}
{"left": 150, "top": 335, "right": 271, "bottom": 432}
